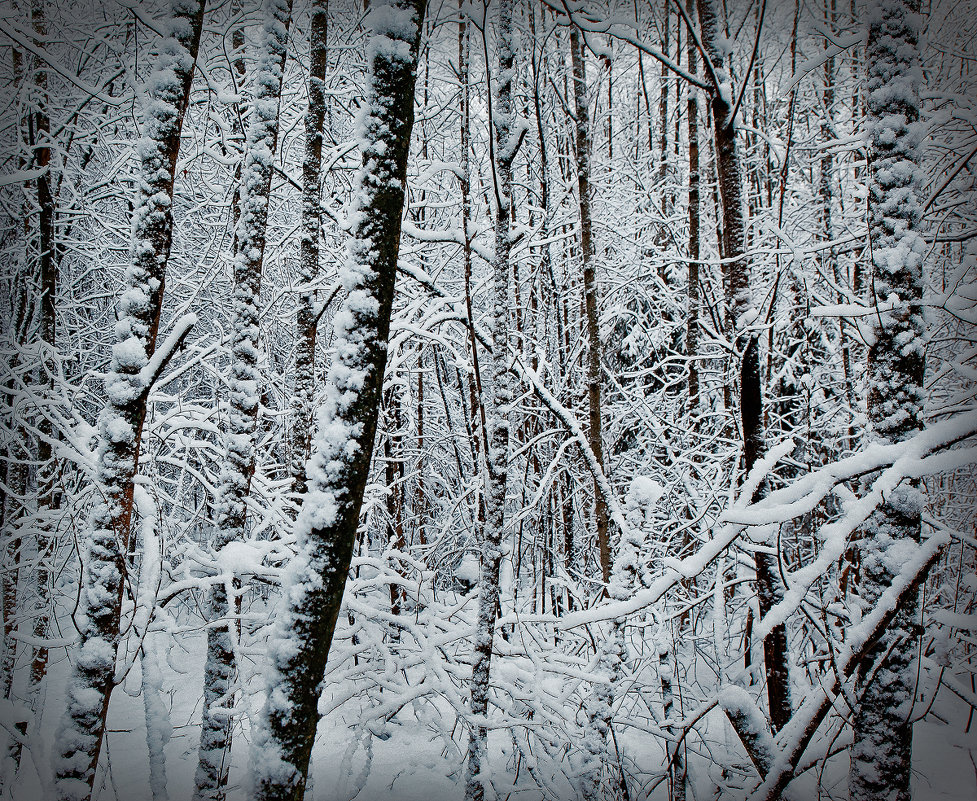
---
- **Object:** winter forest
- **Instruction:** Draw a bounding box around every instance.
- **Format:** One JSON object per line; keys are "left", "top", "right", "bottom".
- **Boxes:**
{"left": 1, "top": 0, "right": 976, "bottom": 798}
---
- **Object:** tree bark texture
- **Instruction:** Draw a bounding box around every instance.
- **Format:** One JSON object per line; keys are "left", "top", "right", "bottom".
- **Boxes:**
{"left": 195, "top": 2, "right": 293, "bottom": 797}
{"left": 850, "top": 2, "right": 926, "bottom": 799}
{"left": 54, "top": 3, "right": 206, "bottom": 799}
{"left": 569, "top": 27, "right": 611, "bottom": 588}
{"left": 696, "top": 0, "right": 792, "bottom": 734}
{"left": 465, "top": 1, "right": 517, "bottom": 798}
{"left": 252, "top": 3, "right": 426, "bottom": 799}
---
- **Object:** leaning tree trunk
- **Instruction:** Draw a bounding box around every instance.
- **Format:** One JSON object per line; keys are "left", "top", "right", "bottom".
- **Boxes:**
{"left": 569, "top": 27, "right": 611, "bottom": 587}
{"left": 696, "top": 0, "right": 792, "bottom": 734}
{"left": 850, "top": 3, "right": 926, "bottom": 800}
{"left": 193, "top": 2, "right": 292, "bottom": 798}
{"left": 251, "top": 3, "right": 426, "bottom": 799}
{"left": 53, "top": 3, "right": 206, "bottom": 800}
{"left": 289, "top": 0, "right": 328, "bottom": 499}
{"left": 464, "top": 1, "right": 518, "bottom": 798}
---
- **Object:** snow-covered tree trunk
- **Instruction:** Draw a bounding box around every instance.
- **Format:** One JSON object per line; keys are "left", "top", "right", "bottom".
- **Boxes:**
{"left": 142, "top": 632, "right": 171, "bottom": 801}
{"left": 465, "top": 2, "right": 519, "bottom": 798}
{"left": 850, "top": 2, "right": 926, "bottom": 799}
{"left": 52, "top": 3, "right": 206, "bottom": 799}
{"left": 569, "top": 26, "right": 611, "bottom": 587}
{"left": 193, "top": 2, "right": 292, "bottom": 797}
{"left": 251, "top": 3, "right": 426, "bottom": 799}
{"left": 25, "top": 0, "right": 56, "bottom": 751}
{"left": 0, "top": 105, "right": 29, "bottom": 783}
{"left": 579, "top": 627, "right": 626, "bottom": 801}
{"left": 289, "top": 0, "right": 328, "bottom": 500}
{"left": 686, "top": 0, "right": 700, "bottom": 423}
{"left": 696, "top": 0, "right": 792, "bottom": 734}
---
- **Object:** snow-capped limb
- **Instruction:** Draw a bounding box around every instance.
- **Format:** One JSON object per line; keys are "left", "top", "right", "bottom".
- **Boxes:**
{"left": 139, "top": 312, "right": 197, "bottom": 390}
{"left": 536, "top": 437, "right": 797, "bottom": 630}
{"left": 743, "top": 531, "right": 947, "bottom": 801}
{"left": 782, "top": 32, "right": 865, "bottom": 94}
{"left": 721, "top": 409, "right": 977, "bottom": 529}
{"left": 513, "top": 356, "right": 634, "bottom": 551}
{"left": 252, "top": 3, "right": 426, "bottom": 799}
{"left": 538, "top": 0, "right": 714, "bottom": 92}
{"left": 0, "top": 18, "right": 120, "bottom": 106}
{"left": 735, "top": 424, "right": 977, "bottom": 643}
{"left": 53, "top": 3, "right": 207, "bottom": 800}
{"left": 718, "top": 685, "right": 776, "bottom": 777}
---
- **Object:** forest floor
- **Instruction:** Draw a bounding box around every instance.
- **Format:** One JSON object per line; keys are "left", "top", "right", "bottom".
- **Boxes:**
{"left": 7, "top": 620, "right": 976, "bottom": 801}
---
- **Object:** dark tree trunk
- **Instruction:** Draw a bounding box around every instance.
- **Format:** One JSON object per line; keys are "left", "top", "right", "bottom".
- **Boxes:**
{"left": 850, "top": 3, "right": 926, "bottom": 800}
{"left": 569, "top": 27, "right": 611, "bottom": 587}
{"left": 696, "top": 0, "right": 792, "bottom": 734}
{"left": 290, "top": 0, "right": 329, "bottom": 499}
{"left": 252, "top": 4, "right": 426, "bottom": 799}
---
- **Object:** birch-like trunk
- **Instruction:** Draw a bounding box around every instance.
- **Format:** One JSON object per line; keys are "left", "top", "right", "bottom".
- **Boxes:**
{"left": 193, "top": 2, "right": 292, "bottom": 797}
{"left": 252, "top": 3, "right": 426, "bottom": 798}
{"left": 53, "top": 4, "right": 206, "bottom": 799}
{"left": 686, "top": 0, "right": 700, "bottom": 424}
{"left": 465, "top": 1, "right": 518, "bottom": 797}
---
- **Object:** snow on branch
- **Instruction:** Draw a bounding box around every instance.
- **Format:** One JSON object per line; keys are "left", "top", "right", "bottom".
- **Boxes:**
{"left": 139, "top": 313, "right": 197, "bottom": 392}
{"left": 744, "top": 532, "right": 948, "bottom": 801}
{"left": 718, "top": 685, "right": 777, "bottom": 776}
{"left": 724, "top": 409, "right": 977, "bottom": 640}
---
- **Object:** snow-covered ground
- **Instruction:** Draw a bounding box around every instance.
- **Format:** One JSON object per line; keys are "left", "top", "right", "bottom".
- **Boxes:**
{"left": 7, "top": 618, "right": 975, "bottom": 801}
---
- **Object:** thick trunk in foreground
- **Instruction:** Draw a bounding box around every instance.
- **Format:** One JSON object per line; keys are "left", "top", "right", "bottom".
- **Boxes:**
{"left": 194, "top": 3, "right": 292, "bottom": 798}
{"left": 252, "top": 3, "right": 426, "bottom": 799}
{"left": 465, "top": 1, "right": 517, "bottom": 798}
{"left": 53, "top": 3, "right": 206, "bottom": 799}
{"left": 696, "top": 0, "right": 792, "bottom": 734}
{"left": 850, "top": 3, "right": 926, "bottom": 800}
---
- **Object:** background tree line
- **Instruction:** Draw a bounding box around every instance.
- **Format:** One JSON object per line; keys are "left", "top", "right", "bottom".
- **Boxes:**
{"left": 0, "top": 0, "right": 975, "bottom": 799}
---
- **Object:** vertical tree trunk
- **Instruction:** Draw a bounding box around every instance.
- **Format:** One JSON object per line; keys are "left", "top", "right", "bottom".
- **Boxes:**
{"left": 194, "top": 2, "right": 292, "bottom": 797}
{"left": 54, "top": 3, "right": 206, "bottom": 799}
{"left": 658, "top": 0, "right": 671, "bottom": 223}
{"left": 465, "top": 1, "right": 518, "bottom": 797}
{"left": 290, "top": 0, "right": 329, "bottom": 499}
{"left": 25, "top": 0, "right": 56, "bottom": 751}
{"left": 569, "top": 27, "right": 611, "bottom": 587}
{"left": 686, "top": 0, "right": 700, "bottom": 423}
{"left": 252, "top": 3, "right": 426, "bottom": 798}
{"left": 0, "top": 43, "right": 29, "bottom": 781}
{"left": 696, "top": 0, "right": 792, "bottom": 734}
{"left": 850, "top": 3, "right": 926, "bottom": 799}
